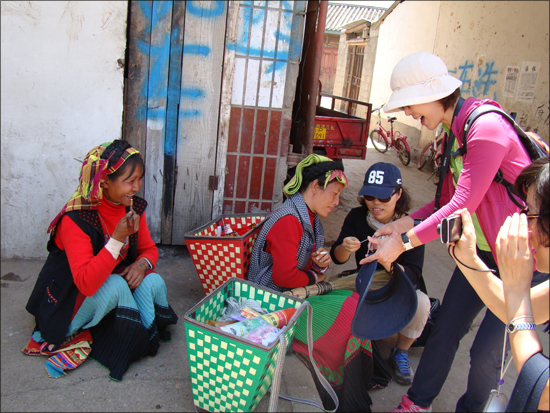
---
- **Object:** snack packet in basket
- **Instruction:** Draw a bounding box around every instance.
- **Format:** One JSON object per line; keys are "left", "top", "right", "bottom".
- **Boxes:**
{"left": 242, "top": 324, "right": 280, "bottom": 346}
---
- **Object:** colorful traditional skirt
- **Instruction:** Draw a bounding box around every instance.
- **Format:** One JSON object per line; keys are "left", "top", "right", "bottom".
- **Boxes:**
{"left": 293, "top": 290, "right": 392, "bottom": 412}
{"left": 23, "top": 273, "right": 178, "bottom": 381}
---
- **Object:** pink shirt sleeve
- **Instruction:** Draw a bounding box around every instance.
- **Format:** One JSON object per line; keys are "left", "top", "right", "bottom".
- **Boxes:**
{"left": 412, "top": 113, "right": 512, "bottom": 244}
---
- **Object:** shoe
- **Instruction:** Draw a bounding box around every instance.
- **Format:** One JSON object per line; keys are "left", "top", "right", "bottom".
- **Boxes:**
{"left": 389, "top": 395, "right": 432, "bottom": 412}
{"left": 390, "top": 347, "right": 414, "bottom": 385}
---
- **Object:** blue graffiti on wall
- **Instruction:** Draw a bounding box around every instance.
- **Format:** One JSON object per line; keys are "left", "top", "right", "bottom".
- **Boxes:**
{"left": 449, "top": 59, "right": 499, "bottom": 100}
{"left": 226, "top": 1, "right": 301, "bottom": 74}
{"left": 474, "top": 62, "right": 498, "bottom": 97}
{"left": 136, "top": 1, "right": 171, "bottom": 124}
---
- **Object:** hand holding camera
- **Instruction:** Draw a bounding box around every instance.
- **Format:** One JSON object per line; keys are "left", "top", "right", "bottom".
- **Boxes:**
{"left": 443, "top": 209, "right": 497, "bottom": 274}
{"left": 437, "top": 214, "right": 463, "bottom": 243}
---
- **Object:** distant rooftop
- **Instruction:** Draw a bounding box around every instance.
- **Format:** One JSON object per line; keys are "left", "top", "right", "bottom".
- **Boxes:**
{"left": 325, "top": 2, "right": 388, "bottom": 33}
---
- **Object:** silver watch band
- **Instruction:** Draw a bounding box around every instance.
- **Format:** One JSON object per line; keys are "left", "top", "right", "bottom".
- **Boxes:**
{"left": 506, "top": 321, "right": 537, "bottom": 334}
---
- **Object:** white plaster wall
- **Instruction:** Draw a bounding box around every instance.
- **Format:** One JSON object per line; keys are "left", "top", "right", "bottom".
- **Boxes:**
{"left": 434, "top": 1, "right": 549, "bottom": 142}
{"left": 1, "top": 1, "right": 128, "bottom": 259}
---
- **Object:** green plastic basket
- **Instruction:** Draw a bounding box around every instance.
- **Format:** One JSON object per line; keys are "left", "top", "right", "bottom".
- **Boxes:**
{"left": 184, "top": 277, "right": 305, "bottom": 412}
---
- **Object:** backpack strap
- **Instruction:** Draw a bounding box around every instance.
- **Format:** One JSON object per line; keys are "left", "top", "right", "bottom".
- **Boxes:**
{"left": 461, "top": 104, "right": 548, "bottom": 159}
{"left": 461, "top": 104, "right": 550, "bottom": 210}
{"left": 505, "top": 351, "right": 549, "bottom": 412}
{"left": 494, "top": 169, "right": 527, "bottom": 210}
{"left": 434, "top": 97, "right": 464, "bottom": 212}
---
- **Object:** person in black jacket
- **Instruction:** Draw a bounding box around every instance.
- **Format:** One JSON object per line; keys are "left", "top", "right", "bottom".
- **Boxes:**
{"left": 330, "top": 162, "right": 430, "bottom": 386}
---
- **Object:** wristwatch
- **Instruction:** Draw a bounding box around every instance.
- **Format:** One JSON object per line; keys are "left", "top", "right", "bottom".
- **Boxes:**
{"left": 401, "top": 232, "right": 414, "bottom": 251}
{"left": 506, "top": 321, "right": 537, "bottom": 334}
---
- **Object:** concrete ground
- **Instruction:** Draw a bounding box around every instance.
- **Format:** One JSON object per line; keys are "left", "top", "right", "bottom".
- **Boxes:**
{"left": 2, "top": 145, "right": 548, "bottom": 412}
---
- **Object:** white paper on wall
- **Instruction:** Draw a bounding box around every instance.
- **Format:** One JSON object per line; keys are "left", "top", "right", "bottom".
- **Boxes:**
{"left": 516, "top": 61, "right": 540, "bottom": 104}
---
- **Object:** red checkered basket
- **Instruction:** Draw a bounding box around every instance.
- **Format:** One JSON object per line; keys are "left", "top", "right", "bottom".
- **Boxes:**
{"left": 184, "top": 213, "right": 268, "bottom": 295}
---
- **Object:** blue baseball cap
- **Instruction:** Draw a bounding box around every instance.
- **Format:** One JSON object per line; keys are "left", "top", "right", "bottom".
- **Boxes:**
{"left": 358, "top": 162, "right": 402, "bottom": 199}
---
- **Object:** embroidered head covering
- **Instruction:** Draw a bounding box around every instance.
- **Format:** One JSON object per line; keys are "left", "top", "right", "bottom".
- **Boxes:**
{"left": 47, "top": 141, "right": 141, "bottom": 234}
{"left": 283, "top": 154, "right": 348, "bottom": 197}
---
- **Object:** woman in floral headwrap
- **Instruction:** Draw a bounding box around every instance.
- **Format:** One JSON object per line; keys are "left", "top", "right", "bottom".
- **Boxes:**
{"left": 24, "top": 140, "right": 178, "bottom": 381}
{"left": 248, "top": 155, "right": 391, "bottom": 412}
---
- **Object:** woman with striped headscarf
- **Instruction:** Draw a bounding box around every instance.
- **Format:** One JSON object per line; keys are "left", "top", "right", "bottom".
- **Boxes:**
{"left": 24, "top": 140, "right": 178, "bottom": 381}
{"left": 248, "top": 154, "right": 391, "bottom": 412}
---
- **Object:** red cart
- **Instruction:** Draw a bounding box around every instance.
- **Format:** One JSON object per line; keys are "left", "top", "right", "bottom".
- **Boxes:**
{"left": 313, "top": 91, "right": 372, "bottom": 160}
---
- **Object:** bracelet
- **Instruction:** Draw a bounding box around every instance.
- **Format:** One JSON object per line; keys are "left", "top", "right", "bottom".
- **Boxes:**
{"left": 413, "top": 218, "right": 424, "bottom": 226}
{"left": 509, "top": 315, "right": 535, "bottom": 323}
{"left": 506, "top": 315, "right": 537, "bottom": 334}
{"left": 139, "top": 257, "right": 153, "bottom": 269}
{"left": 311, "top": 261, "right": 328, "bottom": 273}
{"left": 307, "top": 270, "right": 318, "bottom": 284}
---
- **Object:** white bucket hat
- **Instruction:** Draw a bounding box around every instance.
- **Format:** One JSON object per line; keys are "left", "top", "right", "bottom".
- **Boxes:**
{"left": 383, "top": 51, "right": 462, "bottom": 113}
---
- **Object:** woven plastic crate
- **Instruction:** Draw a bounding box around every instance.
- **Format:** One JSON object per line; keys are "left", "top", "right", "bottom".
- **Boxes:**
{"left": 184, "top": 213, "right": 267, "bottom": 295}
{"left": 184, "top": 277, "right": 305, "bottom": 412}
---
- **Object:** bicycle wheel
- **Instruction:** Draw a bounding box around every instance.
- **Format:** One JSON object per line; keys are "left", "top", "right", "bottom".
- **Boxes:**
{"left": 418, "top": 142, "right": 434, "bottom": 170}
{"left": 370, "top": 130, "right": 388, "bottom": 153}
{"left": 396, "top": 139, "right": 410, "bottom": 165}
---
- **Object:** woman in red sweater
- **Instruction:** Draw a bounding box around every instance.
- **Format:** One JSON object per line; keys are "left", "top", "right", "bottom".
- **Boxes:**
{"left": 248, "top": 155, "right": 392, "bottom": 412}
{"left": 24, "top": 140, "right": 178, "bottom": 381}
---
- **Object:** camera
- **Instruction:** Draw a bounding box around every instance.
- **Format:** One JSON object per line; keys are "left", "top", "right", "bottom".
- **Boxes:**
{"left": 437, "top": 214, "right": 462, "bottom": 243}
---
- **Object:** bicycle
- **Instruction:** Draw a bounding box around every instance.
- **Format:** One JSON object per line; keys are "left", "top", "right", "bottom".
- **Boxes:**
{"left": 417, "top": 124, "right": 445, "bottom": 184}
{"left": 369, "top": 106, "right": 411, "bottom": 165}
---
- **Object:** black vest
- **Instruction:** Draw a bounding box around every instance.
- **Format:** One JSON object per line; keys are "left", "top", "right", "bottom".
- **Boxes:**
{"left": 25, "top": 197, "right": 147, "bottom": 345}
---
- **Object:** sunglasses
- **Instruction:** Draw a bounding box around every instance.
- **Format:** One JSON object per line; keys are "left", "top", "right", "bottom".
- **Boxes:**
{"left": 364, "top": 190, "right": 396, "bottom": 203}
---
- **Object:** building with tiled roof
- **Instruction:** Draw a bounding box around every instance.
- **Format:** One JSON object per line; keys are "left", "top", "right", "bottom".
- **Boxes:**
{"left": 325, "top": 2, "right": 387, "bottom": 33}
{"left": 321, "top": 2, "right": 388, "bottom": 93}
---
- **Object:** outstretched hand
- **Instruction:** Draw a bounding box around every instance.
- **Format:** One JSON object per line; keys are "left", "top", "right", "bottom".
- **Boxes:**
{"left": 341, "top": 236, "right": 361, "bottom": 253}
{"left": 372, "top": 216, "right": 413, "bottom": 239}
{"left": 359, "top": 230, "right": 402, "bottom": 265}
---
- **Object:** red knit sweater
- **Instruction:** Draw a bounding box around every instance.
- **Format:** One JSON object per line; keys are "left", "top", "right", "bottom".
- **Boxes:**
{"left": 54, "top": 198, "right": 158, "bottom": 297}
{"left": 264, "top": 209, "right": 316, "bottom": 289}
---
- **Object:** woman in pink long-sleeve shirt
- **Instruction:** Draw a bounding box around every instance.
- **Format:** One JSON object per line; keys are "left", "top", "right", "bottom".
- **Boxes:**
{"left": 361, "top": 52, "right": 547, "bottom": 413}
